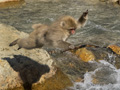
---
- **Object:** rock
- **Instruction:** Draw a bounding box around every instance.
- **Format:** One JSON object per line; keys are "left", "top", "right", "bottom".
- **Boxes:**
{"left": 32, "top": 68, "right": 73, "bottom": 90}
{"left": 115, "top": 57, "right": 120, "bottom": 69}
{"left": 74, "top": 48, "right": 95, "bottom": 62}
{"left": 53, "top": 45, "right": 120, "bottom": 82}
{"left": 92, "top": 78, "right": 99, "bottom": 84}
{"left": 0, "top": 0, "right": 25, "bottom": 9}
{"left": 108, "top": 45, "right": 120, "bottom": 55}
{"left": 53, "top": 51, "right": 98, "bottom": 81}
{"left": 75, "top": 77, "right": 83, "bottom": 82}
{"left": 0, "top": 0, "right": 21, "bottom": 2}
{"left": 107, "top": 45, "right": 120, "bottom": 69}
{"left": 25, "top": 0, "right": 60, "bottom": 3}
{"left": 0, "top": 24, "right": 72, "bottom": 90}
{"left": 92, "top": 65, "right": 117, "bottom": 85}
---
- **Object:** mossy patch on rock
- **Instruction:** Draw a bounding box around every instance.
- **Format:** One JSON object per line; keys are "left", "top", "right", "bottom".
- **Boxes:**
{"left": 32, "top": 68, "right": 73, "bottom": 90}
{"left": 74, "top": 48, "right": 95, "bottom": 62}
{"left": 108, "top": 45, "right": 120, "bottom": 55}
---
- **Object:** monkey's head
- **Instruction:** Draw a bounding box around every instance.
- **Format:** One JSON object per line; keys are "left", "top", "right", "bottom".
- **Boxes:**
{"left": 60, "top": 16, "right": 77, "bottom": 34}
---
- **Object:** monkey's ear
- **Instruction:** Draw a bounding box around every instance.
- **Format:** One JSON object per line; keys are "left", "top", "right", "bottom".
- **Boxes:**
{"left": 60, "top": 21, "right": 65, "bottom": 27}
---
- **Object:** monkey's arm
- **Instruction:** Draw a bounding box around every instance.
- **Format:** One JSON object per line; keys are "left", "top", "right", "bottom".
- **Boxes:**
{"left": 77, "top": 10, "right": 88, "bottom": 29}
{"left": 52, "top": 40, "right": 74, "bottom": 51}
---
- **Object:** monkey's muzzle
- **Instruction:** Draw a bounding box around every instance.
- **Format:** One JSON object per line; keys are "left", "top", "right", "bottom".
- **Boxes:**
{"left": 70, "top": 29, "right": 75, "bottom": 34}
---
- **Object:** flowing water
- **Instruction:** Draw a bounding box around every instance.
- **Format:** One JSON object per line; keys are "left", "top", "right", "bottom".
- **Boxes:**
{"left": 71, "top": 60, "right": 120, "bottom": 90}
{"left": 0, "top": 0, "right": 120, "bottom": 90}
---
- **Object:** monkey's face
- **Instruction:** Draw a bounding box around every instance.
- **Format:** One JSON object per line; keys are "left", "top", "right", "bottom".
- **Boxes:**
{"left": 60, "top": 16, "right": 77, "bottom": 35}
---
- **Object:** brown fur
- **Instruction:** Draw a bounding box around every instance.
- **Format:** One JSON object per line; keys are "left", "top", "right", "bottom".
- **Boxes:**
{"left": 9, "top": 10, "right": 88, "bottom": 51}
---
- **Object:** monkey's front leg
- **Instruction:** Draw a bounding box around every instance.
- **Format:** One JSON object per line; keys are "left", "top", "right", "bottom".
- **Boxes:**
{"left": 53, "top": 40, "right": 75, "bottom": 51}
{"left": 47, "top": 41, "right": 74, "bottom": 54}
{"left": 77, "top": 10, "right": 88, "bottom": 28}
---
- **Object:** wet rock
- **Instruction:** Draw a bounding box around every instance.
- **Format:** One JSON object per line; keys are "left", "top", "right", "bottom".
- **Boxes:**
{"left": 86, "top": 47, "right": 109, "bottom": 61}
{"left": 74, "top": 48, "right": 95, "bottom": 62}
{"left": 75, "top": 77, "right": 83, "bottom": 82}
{"left": 107, "top": 45, "right": 120, "bottom": 69}
{"left": 0, "top": 24, "right": 72, "bottom": 90}
{"left": 108, "top": 45, "right": 120, "bottom": 55}
{"left": 79, "top": 46, "right": 120, "bottom": 70}
{"left": 92, "top": 78, "right": 99, "bottom": 84}
{"left": 53, "top": 51, "right": 98, "bottom": 81}
{"left": 115, "top": 57, "right": 120, "bottom": 69}
{"left": 52, "top": 43, "right": 120, "bottom": 83}
{"left": 92, "top": 65, "right": 117, "bottom": 85}
{"left": 32, "top": 68, "right": 72, "bottom": 90}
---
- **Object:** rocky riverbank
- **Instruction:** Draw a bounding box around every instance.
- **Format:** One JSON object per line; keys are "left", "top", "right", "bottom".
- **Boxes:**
{"left": 1, "top": 23, "right": 120, "bottom": 90}
{"left": 0, "top": 24, "right": 72, "bottom": 90}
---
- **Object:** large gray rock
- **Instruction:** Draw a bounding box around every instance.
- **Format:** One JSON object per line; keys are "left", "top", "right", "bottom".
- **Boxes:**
{"left": 0, "top": 24, "right": 56, "bottom": 90}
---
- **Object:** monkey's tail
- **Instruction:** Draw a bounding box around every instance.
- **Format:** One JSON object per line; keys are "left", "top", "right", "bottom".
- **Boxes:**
{"left": 9, "top": 39, "right": 19, "bottom": 46}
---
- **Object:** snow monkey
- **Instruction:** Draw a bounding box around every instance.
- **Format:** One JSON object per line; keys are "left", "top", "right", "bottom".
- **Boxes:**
{"left": 9, "top": 10, "right": 88, "bottom": 51}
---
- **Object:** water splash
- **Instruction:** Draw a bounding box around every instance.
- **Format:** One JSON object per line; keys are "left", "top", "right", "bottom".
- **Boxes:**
{"left": 71, "top": 60, "right": 120, "bottom": 90}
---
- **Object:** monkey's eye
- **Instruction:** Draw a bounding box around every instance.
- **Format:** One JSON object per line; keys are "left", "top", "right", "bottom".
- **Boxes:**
{"left": 69, "top": 28, "right": 76, "bottom": 31}
{"left": 69, "top": 29, "right": 72, "bottom": 30}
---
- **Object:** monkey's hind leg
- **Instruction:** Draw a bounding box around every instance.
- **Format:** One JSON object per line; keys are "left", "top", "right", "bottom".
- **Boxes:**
{"left": 9, "top": 39, "right": 19, "bottom": 46}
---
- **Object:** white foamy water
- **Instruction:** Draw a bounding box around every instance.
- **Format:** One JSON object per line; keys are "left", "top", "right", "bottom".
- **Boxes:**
{"left": 71, "top": 60, "right": 120, "bottom": 90}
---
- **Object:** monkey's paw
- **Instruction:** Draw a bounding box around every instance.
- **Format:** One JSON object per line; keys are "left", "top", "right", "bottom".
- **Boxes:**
{"left": 69, "top": 45, "right": 75, "bottom": 49}
{"left": 83, "top": 10, "right": 88, "bottom": 19}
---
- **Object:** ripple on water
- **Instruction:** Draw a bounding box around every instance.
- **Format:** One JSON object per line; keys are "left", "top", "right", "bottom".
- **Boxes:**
{"left": 71, "top": 60, "right": 120, "bottom": 90}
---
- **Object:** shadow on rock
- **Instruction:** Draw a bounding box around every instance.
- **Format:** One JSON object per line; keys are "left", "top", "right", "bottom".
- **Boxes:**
{"left": 3, "top": 55, "right": 50, "bottom": 90}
